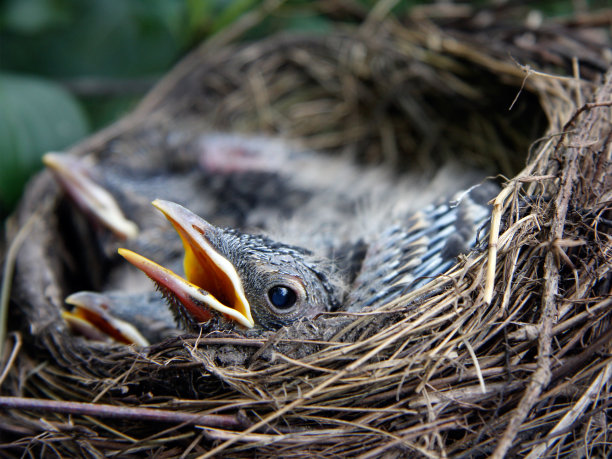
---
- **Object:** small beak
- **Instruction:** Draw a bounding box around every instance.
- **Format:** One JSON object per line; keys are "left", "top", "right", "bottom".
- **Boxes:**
{"left": 63, "top": 291, "right": 150, "bottom": 346}
{"left": 118, "top": 200, "right": 255, "bottom": 329}
{"left": 43, "top": 152, "right": 139, "bottom": 240}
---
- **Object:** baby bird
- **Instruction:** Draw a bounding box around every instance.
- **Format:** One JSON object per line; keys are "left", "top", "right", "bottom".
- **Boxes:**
{"left": 44, "top": 134, "right": 495, "bottom": 343}
{"left": 119, "top": 200, "right": 340, "bottom": 331}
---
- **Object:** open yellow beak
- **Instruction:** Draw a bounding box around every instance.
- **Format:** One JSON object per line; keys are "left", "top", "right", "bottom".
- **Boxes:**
{"left": 43, "top": 152, "right": 139, "bottom": 239}
{"left": 118, "top": 200, "right": 254, "bottom": 328}
{"left": 62, "top": 291, "right": 150, "bottom": 346}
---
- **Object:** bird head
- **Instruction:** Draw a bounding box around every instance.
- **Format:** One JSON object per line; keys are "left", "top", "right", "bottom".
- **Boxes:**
{"left": 119, "top": 200, "right": 340, "bottom": 331}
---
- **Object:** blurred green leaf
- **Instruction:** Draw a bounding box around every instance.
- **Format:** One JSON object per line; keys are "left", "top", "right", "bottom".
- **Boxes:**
{"left": 0, "top": 0, "right": 184, "bottom": 78}
{"left": 0, "top": 0, "right": 71, "bottom": 33}
{"left": 0, "top": 73, "right": 89, "bottom": 211}
{"left": 81, "top": 95, "right": 140, "bottom": 130}
{"left": 210, "top": 0, "right": 259, "bottom": 34}
{"left": 185, "top": 0, "right": 215, "bottom": 42}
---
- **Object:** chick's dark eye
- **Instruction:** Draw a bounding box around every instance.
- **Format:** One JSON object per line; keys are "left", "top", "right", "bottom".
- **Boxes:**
{"left": 268, "top": 285, "right": 297, "bottom": 310}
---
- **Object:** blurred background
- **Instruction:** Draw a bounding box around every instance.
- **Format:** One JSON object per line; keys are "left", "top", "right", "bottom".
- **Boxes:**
{"left": 0, "top": 0, "right": 605, "bottom": 217}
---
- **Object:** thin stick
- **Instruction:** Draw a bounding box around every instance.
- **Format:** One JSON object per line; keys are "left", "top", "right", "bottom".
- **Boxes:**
{"left": 0, "top": 396, "right": 243, "bottom": 429}
{"left": 572, "top": 57, "right": 583, "bottom": 108}
{"left": 483, "top": 136, "right": 556, "bottom": 305}
{"left": 525, "top": 362, "right": 612, "bottom": 458}
{"left": 0, "top": 333, "right": 21, "bottom": 387}
{"left": 198, "top": 321, "right": 419, "bottom": 458}
{"left": 490, "top": 89, "right": 609, "bottom": 459}
{"left": 462, "top": 337, "right": 486, "bottom": 394}
{"left": 0, "top": 214, "right": 38, "bottom": 358}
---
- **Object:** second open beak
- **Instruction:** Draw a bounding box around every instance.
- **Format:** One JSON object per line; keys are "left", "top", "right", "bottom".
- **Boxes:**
{"left": 118, "top": 200, "right": 254, "bottom": 329}
{"left": 43, "top": 152, "right": 139, "bottom": 240}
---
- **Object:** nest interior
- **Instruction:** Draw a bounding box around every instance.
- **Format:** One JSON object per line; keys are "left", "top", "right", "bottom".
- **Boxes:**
{"left": 1, "top": 10, "right": 611, "bottom": 458}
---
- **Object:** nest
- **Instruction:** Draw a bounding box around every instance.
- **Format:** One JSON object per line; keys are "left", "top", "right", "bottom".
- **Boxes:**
{"left": 2, "top": 8, "right": 611, "bottom": 458}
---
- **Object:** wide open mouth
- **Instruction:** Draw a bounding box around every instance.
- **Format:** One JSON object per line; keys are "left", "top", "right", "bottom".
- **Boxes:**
{"left": 43, "top": 152, "right": 139, "bottom": 240}
{"left": 118, "top": 200, "right": 254, "bottom": 328}
{"left": 62, "top": 291, "right": 150, "bottom": 346}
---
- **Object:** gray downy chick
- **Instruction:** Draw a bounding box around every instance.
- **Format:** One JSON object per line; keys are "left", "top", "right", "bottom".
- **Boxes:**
{"left": 46, "top": 133, "right": 496, "bottom": 343}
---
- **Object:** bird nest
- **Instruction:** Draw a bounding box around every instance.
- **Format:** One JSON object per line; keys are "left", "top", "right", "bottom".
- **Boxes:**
{"left": 2, "top": 10, "right": 611, "bottom": 458}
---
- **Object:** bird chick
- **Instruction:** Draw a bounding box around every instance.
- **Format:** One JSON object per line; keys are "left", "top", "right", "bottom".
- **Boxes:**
{"left": 119, "top": 200, "right": 340, "bottom": 331}
{"left": 43, "top": 133, "right": 495, "bottom": 342}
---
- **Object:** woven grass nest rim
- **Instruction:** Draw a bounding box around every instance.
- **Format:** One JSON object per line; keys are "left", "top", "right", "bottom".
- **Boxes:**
{"left": 3, "top": 22, "right": 612, "bottom": 458}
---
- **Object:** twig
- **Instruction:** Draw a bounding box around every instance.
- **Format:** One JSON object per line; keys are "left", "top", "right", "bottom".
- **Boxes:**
{"left": 198, "top": 321, "right": 420, "bottom": 458}
{"left": 551, "top": 322, "right": 612, "bottom": 383}
{"left": 491, "top": 87, "right": 608, "bottom": 459}
{"left": 484, "top": 137, "right": 556, "bottom": 305}
{"left": 462, "top": 337, "right": 486, "bottom": 394}
{"left": 0, "top": 396, "right": 244, "bottom": 429}
{"left": 572, "top": 57, "right": 583, "bottom": 108}
{"left": 0, "top": 332, "right": 21, "bottom": 387}
{"left": 0, "top": 213, "right": 38, "bottom": 358}
{"left": 525, "top": 361, "right": 612, "bottom": 458}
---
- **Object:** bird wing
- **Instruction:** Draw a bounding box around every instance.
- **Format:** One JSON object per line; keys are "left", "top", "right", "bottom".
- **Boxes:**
{"left": 346, "top": 183, "right": 498, "bottom": 312}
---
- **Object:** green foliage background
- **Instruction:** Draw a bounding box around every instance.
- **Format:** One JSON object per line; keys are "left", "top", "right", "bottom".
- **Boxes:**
{"left": 0, "top": 0, "right": 596, "bottom": 215}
